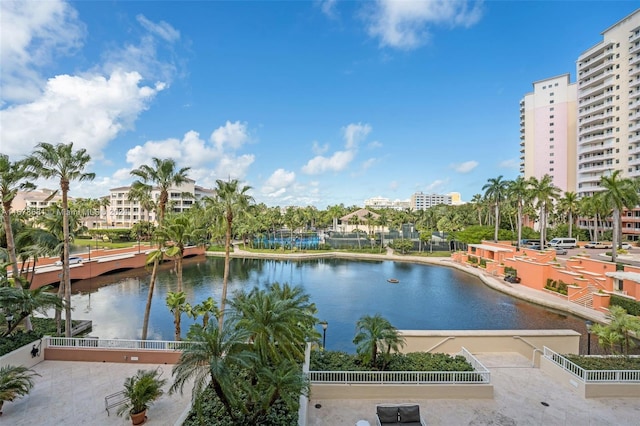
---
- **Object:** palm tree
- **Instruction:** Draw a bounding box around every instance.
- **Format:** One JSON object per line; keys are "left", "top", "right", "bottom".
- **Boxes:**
{"left": 600, "top": 171, "right": 640, "bottom": 262}
{"left": 482, "top": 176, "right": 509, "bottom": 242}
{"left": 130, "top": 158, "right": 191, "bottom": 225}
{"left": 0, "top": 284, "right": 63, "bottom": 336}
{"left": 0, "top": 365, "right": 40, "bottom": 415}
{"left": 170, "top": 320, "right": 255, "bottom": 422}
{"left": 558, "top": 191, "right": 579, "bottom": 238}
{"left": 185, "top": 296, "right": 218, "bottom": 328}
{"left": 606, "top": 305, "right": 640, "bottom": 356}
{"left": 140, "top": 247, "right": 164, "bottom": 340}
{"left": 470, "top": 193, "right": 484, "bottom": 226}
{"left": 507, "top": 177, "right": 530, "bottom": 250}
{"left": 130, "top": 158, "right": 190, "bottom": 340}
{"left": 0, "top": 155, "right": 37, "bottom": 280}
{"left": 529, "top": 175, "right": 560, "bottom": 249}
{"left": 26, "top": 142, "right": 94, "bottom": 337}
{"left": 213, "top": 178, "right": 254, "bottom": 330}
{"left": 156, "top": 213, "right": 201, "bottom": 292}
{"left": 165, "top": 291, "right": 186, "bottom": 341}
{"left": 229, "top": 282, "right": 318, "bottom": 364}
{"left": 353, "top": 313, "right": 406, "bottom": 370}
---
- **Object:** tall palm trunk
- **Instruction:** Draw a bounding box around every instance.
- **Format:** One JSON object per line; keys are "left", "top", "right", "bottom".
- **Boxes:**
{"left": 62, "top": 181, "right": 72, "bottom": 337}
{"left": 493, "top": 204, "right": 499, "bottom": 242}
{"left": 141, "top": 258, "right": 160, "bottom": 341}
{"left": 611, "top": 207, "right": 620, "bottom": 263}
{"left": 2, "top": 204, "right": 20, "bottom": 280}
{"left": 219, "top": 213, "right": 233, "bottom": 330}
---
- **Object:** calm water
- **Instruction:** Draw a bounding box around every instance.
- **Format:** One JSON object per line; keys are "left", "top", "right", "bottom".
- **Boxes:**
{"left": 64, "top": 256, "right": 593, "bottom": 353}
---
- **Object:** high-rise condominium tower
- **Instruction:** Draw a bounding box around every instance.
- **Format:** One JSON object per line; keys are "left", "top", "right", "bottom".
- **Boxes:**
{"left": 520, "top": 74, "right": 577, "bottom": 193}
{"left": 576, "top": 10, "right": 640, "bottom": 197}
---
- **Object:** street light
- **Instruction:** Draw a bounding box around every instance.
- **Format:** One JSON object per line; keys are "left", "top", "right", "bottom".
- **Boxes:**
{"left": 585, "top": 320, "right": 593, "bottom": 355}
{"left": 5, "top": 313, "right": 14, "bottom": 332}
{"left": 320, "top": 321, "right": 328, "bottom": 350}
{"left": 87, "top": 245, "right": 91, "bottom": 261}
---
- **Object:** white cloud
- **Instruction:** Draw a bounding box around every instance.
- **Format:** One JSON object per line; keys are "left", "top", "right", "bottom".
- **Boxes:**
{"left": 136, "top": 15, "right": 180, "bottom": 43}
{"left": 343, "top": 123, "right": 371, "bottom": 149}
{"left": 312, "top": 141, "right": 329, "bottom": 155}
{"left": 125, "top": 124, "right": 255, "bottom": 188}
{"left": 368, "top": 140, "right": 383, "bottom": 149}
{"left": 499, "top": 159, "right": 519, "bottom": 169}
{"left": 262, "top": 168, "right": 296, "bottom": 196}
{"left": 302, "top": 122, "right": 373, "bottom": 175}
{"left": 425, "top": 179, "right": 449, "bottom": 192}
{"left": 302, "top": 150, "right": 355, "bottom": 175}
{"left": 210, "top": 121, "right": 251, "bottom": 151}
{"left": 364, "top": 0, "right": 483, "bottom": 50}
{"left": 0, "top": 0, "right": 85, "bottom": 103}
{"left": 451, "top": 160, "right": 478, "bottom": 173}
{"left": 361, "top": 158, "right": 377, "bottom": 171}
{"left": 0, "top": 70, "right": 163, "bottom": 159}
{"left": 317, "top": 0, "right": 339, "bottom": 18}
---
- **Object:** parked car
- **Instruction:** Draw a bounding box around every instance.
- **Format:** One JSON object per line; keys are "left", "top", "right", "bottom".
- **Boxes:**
{"left": 54, "top": 256, "right": 83, "bottom": 266}
{"left": 553, "top": 247, "right": 568, "bottom": 255}
{"left": 620, "top": 242, "right": 634, "bottom": 250}
{"left": 584, "top": 242, "right": 610, "bottom": 249}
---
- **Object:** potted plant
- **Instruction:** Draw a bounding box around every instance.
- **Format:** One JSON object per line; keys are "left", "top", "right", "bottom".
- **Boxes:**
{"left": 117, "top": 369, "right": 167, "bottom": 425}
{"left": 0, "top": 365, "right": 40, "bottom": 415}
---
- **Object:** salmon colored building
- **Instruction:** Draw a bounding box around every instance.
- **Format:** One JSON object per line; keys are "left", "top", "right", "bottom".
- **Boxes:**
{"left": 452, "top": 241, "right": 640, "bottom": 312}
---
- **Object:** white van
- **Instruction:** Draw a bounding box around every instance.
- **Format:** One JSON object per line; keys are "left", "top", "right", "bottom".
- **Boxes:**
{"left": 548, "top": 238, "right": 577, "bottom": 249}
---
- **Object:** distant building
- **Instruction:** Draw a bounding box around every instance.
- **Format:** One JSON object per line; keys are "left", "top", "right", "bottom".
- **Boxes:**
{"left": 520, "top": 74, "right": 577, "bottom": 193}
{"left": 337, "top": 208, "right": 382, "bottom": 234}
{"left": 410, "top": 192, "right": 452, "bottom": 210}
{"left": 364, "top": 196, "right": 410, "bottom": 210}
{"left": 448, "top": 192, "right": 464, "bottom": 205}
{"left": 104, "top": 178, "right": 215, "bottom": 228}
{"left": 13, "top": 188, "right": 64, "bottom": 214}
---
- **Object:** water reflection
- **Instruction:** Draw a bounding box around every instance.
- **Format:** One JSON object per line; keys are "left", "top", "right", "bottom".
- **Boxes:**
{"left": 62, "top": 256, "right": 599, "bottom": 353}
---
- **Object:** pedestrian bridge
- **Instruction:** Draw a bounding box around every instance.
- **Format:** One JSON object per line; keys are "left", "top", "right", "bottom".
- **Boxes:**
{"left": 24, "top": 245, "right": 205, "bottom": 289}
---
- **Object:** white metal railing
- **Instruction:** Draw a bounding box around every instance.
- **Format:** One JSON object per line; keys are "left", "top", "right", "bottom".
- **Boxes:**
{"left": 308, "top": 348, "right": 490, "bottom": 385}
{"left": 47, "top": 337, "right": 197, "bottom": 351}
{"left": 543, "top": 347, "right": 640, "bottom": 383}
{"left": 307, "top": 370, "right": 488, "bottom": 384}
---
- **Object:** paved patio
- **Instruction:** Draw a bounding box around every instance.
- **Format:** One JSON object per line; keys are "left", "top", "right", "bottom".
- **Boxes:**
{"left": 1, "top": 361, "right": 192, "bottom": 425}
{"left": 307, "top": 353, "right": 640, "bottom": 426}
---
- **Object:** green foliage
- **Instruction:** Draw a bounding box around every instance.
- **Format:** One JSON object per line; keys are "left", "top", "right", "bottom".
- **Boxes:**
{"left": 0, "top": 330, "right": 43, "bottom": 356}
{"left": 183, "top": 386, "right": 298, "bottom": 426}
{"left": 86, "top": 228, "right": 133, "bottom": 242}
{"left": 467, "top": 255, "right": 478, "bottom": 264}
{"left": 391, "top": 239, "right": 413, "bottom": 254}
{"left": 544, "top": 279, "right": 568, "bottom": 295}
{"left": 564, "top": 354, "right": 640, "bottom": 370}
{"left": 610, "top": 294, "right": 640, "bottom": 317}
{"left": 0, "top": 365, "right": 40, "bottom": 406}
{"left": 504, "top": 266, "right": 517, "bottom": 277}
{"left": 310, "top": 350, "right": 474, "bottom": 373}
{"left": 117, "top": 369, "right": 167, "bottom": 417}
{"left": 479, "top": 258, "right": 487, "bottom": 268}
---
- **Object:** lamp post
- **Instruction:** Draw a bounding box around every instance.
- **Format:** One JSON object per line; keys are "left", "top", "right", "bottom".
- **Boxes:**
{"left": 87, "top": 245, "right": 91, "bottom": 261}
{"left": 585, "top": 320, "right": 593, "bottom": 355}
{"left": 320, "top": 321, "right": 328, "bottom": 349}
{"left": 5, "top": 313, "right": 14, "bottom": 332}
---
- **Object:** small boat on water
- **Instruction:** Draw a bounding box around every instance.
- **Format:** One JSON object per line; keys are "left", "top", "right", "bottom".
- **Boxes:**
{"left": 387, "top": 278, "right": 399, "bottom": 283}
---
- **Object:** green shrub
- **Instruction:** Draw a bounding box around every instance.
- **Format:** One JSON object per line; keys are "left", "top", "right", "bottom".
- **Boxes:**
{"left": 479, "top": 258, "right": 487, "bottom": 268}
{"left": 467, "top": 256, "right": 478, "bottom": 264}
{"left": 564, "top": 354, "right": 640, "bottom": 370}
{"left": 310, "top": 350, "right": 474, "bottom": 372}
{"left": 183, "top": 387, "right": 298, "bottom": 426}
{"left": 504, "top": 266, "right": 517, "bottom": 276}
{"left": 610, "top": 294, "right": 640, "bottom": 316}
{"left": 0, "top": 330, "right": 43, "bottom": 356}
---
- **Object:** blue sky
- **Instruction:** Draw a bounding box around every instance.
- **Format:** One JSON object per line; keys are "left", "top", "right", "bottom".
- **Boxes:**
{"left": 1, "top": 1, "right": 639, "bottom": 208}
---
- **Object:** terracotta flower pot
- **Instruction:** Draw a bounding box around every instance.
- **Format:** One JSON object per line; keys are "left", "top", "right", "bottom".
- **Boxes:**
{"left": 130, "top": 409, "right": 147, "bottom": 425}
